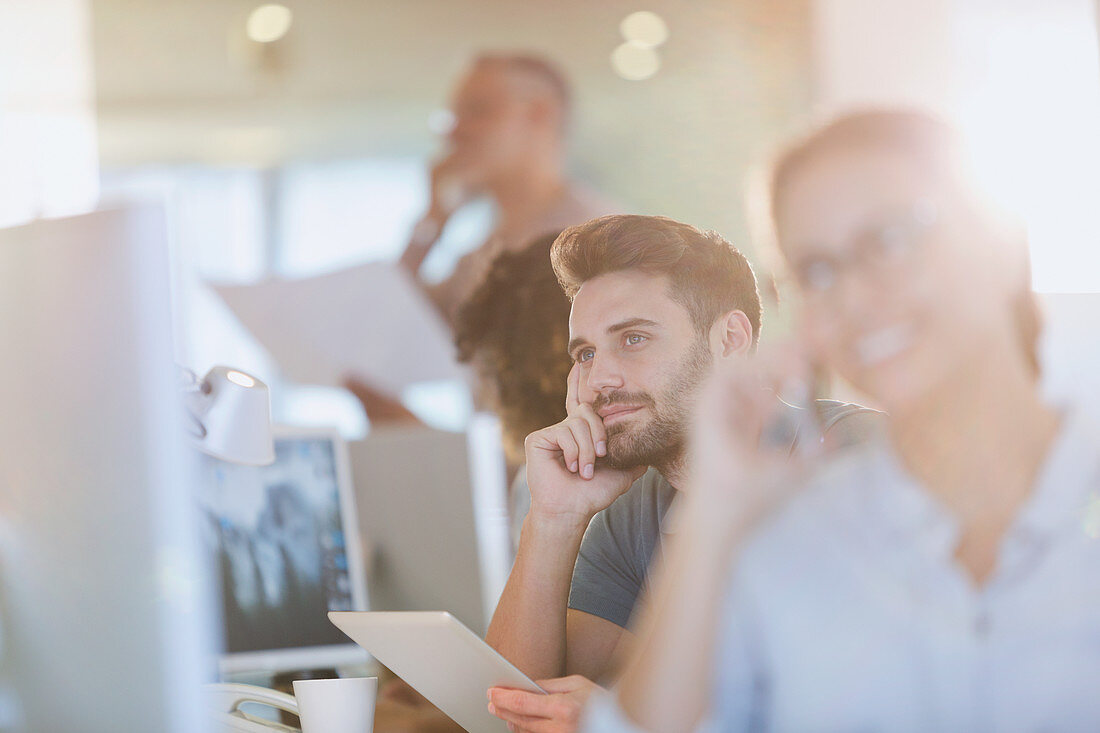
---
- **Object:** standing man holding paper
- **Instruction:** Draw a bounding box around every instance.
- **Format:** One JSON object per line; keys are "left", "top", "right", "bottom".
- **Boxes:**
{"left": 351, "top": 53, "right": 618, "bottom": 424}
{"left": 399, "top": 53, "right": 619, "bottom": 324}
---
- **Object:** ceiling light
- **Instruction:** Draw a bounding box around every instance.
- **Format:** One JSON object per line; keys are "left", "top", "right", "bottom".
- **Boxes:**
{"left": 246, "top": 4, "right": 293, "bottom": 44}
{"left": 620, "top": 11, "right": 669, "bottom": 48}
{"left": 611, "top": 42, "right": 661, "bottom": 81}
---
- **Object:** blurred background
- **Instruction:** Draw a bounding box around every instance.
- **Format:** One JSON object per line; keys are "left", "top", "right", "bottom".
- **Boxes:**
{"left": 2, "top": 3, "right": 1099, "bottom": 731}
{"left": 3, "top": 0, "right": 1099, "bottom": 434}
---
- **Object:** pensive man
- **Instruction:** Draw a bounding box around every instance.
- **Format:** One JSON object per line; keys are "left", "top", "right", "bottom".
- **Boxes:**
{"left": 484, "top": 214, "right": 878, "bottom": 731}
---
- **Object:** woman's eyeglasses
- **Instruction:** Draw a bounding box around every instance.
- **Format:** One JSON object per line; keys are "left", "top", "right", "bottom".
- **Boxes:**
{"left": 791, "top": 200, "right": 939, "bottom": 298}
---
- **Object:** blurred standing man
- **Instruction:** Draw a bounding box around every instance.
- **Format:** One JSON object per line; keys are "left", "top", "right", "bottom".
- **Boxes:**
{"left": 399, "top": 53, "right": 619, "bottom": 323}
{"left": 351, "top": 54, "right": 614, "bottom": 422}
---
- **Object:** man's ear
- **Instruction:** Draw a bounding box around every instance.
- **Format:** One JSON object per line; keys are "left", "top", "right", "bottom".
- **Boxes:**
{"left": 710, "top": 309, "right": 754, "bottom": 359}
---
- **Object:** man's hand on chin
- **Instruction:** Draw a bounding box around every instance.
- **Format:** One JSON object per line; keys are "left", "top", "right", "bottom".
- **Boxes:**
{"left": 487, "top": 675, "right": 603, "bottom": 733}
{"left": 524, "top": 364, "right": 645, "bottom": 529}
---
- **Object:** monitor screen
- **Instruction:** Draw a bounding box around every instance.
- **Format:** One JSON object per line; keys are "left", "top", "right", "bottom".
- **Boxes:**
{"left": 196, "top": 427, "right": 369, "bottom": 674}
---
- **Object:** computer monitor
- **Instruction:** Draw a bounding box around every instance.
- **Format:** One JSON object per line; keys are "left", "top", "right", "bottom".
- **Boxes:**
{"left": 348, "top": 415, "right": 511, "bottom": 636}
{"left": 0, "top": 206, "right": 214, "bottom": 733}
{"left": 195, "top": 426, "right": 370, "bottom": 675}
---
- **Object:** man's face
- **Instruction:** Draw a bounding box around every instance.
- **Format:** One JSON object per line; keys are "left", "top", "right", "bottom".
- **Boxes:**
{"left": 568, "top": 270, "right": 713, "bottom": 470}
{"left": 446, "top": 64, "right": 538, "bottom": 186}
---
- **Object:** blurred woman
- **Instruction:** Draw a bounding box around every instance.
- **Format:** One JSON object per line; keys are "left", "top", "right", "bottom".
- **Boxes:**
{"left": 454, "top": 230, "right": 573, "bottom": 468}
{"left": 454, "top": 230, "right": 573, "bottom": 548}
{"left": 590, "top": 110, "right": 1100, "bottom": 732}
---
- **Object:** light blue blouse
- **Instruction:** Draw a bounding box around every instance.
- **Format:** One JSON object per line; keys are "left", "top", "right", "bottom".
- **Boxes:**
{"left": 583, "top": 407, "right": 1100, "bottom": 732}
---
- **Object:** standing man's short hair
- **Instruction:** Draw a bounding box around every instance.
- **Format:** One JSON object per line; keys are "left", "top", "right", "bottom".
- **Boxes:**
{"left": 473, "top": 53, "right": 572, "bottom": 133}
{"left": 550, "top": 214, "right": 763, "bottom": 344}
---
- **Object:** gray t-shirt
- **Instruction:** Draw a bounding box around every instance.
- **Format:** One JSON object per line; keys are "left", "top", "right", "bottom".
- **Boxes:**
{"left": 567, "top": 399, "right": 878, "bottom": 629}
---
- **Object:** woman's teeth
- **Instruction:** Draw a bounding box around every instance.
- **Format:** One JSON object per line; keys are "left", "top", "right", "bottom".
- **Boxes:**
{"left": 856, "top": 323, "right": 915, "bottom": 366}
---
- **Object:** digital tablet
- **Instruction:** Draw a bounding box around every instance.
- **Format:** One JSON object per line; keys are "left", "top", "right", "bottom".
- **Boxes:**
{"left": 328, "top": 611, "right": 545, "bottom": 732}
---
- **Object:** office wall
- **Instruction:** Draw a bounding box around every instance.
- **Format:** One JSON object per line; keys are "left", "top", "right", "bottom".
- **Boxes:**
{"left": 0, "top": 0, "right": 98, "bottom": 227}
{"left": 90, "top": 0, "right": 813, "bottom": 264}
{"left": 810, "top": 0, "right": 1100, "bottom": 294}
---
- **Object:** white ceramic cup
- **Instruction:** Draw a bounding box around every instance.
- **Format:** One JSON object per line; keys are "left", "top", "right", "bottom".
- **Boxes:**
{"left": 292, "top": 676, "right": 377, "bottom": 733}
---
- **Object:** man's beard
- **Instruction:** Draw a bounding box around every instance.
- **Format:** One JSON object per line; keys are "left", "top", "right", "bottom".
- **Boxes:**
{"left": 594, "top": 339, "right": 712, "bottom": 472}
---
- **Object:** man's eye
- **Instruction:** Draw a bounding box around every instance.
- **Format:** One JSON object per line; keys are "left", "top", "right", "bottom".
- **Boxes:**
{"left": 625, "top": 333, "right": 647, "bottom": 346}
{"left": 576, "top": 348, "right": 594, "bottom": 363}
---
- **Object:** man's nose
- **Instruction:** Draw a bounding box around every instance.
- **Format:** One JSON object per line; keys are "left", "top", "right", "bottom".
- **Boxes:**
{"left": 584, "top": 353, "right": 625, "bottom": 395}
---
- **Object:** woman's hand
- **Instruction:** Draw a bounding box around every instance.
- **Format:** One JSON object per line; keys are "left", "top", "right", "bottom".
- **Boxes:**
{"left": 685, "top": 343, "right": 820, "bottom": 538}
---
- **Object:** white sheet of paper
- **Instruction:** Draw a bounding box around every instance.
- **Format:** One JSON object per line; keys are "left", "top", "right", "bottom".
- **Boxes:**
{"left": 212, "top": 262, "right": 468, "bottom": 394}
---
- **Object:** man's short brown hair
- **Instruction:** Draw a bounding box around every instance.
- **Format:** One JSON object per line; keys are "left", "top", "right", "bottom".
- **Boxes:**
{"left": 550, "top": 214, "right": 762, "bottom": 344}
{"left": 474, "top": 53, "right": 571, "bottom": 133}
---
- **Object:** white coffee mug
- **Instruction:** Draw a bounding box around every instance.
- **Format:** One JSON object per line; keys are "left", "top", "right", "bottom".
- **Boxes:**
{"left": 292, "top": 676, "right": 377, "bottom": 733}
